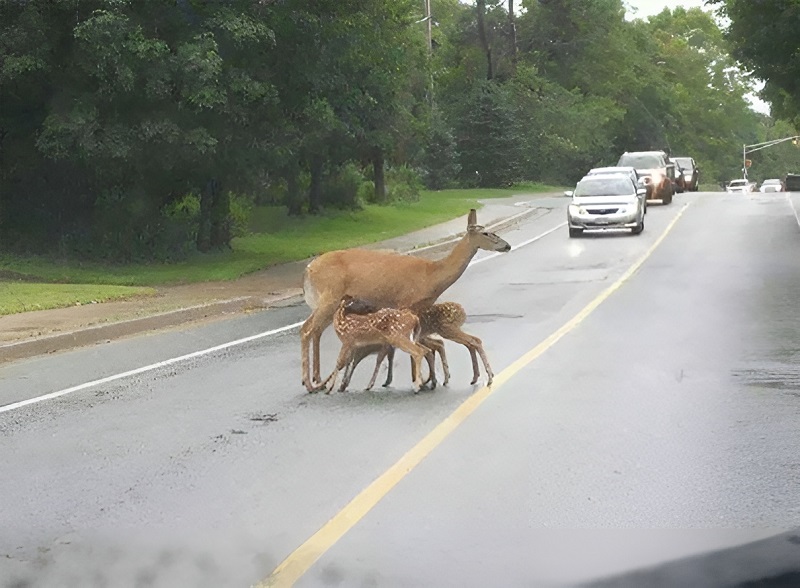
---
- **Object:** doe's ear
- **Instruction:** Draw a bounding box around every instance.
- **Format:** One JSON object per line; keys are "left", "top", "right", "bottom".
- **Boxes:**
{"left": 467, "top": 208, "right": 477, "bottom": 227}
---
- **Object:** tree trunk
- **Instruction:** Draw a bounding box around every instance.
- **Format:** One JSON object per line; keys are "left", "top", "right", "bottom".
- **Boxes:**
{"left": 196, "top": 178, "right": 214, "bottom": 252}
{"left": 209, "top": 180, "right": 230, "bottom": 249}
{"left": 372, "top": 147, "right": 386, "bottom": 203}
{"left": 476, "top": 0, "right": 493, "bottom": 80}
{"left": 285, "top": 162, "right": 303, "bottom": 216}
{"left": 308, "top": 154, "right": 323, "bottom": 213}
{"left": 508, "top": 0, "right": 518, "bottom": 71}
{"left": 197, "top": 178, "right": 230, "bottom": 251}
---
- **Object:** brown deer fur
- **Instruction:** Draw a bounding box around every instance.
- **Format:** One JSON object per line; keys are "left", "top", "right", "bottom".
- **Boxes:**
{"left": 300, "top": 209, "right": 510, "bottom": 391}
{"left": 316, "top": 295, "right": 430, "bottom": 394}
{"left": 346, "top": 301, "right": 493, "bottom": 389}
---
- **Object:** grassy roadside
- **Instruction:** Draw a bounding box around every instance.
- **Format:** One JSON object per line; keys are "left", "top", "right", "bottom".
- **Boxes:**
{"left": 0, "top": 184, "right": 561, "bottom": 315}
{"left": 0, "top": 282, "right": 155, "bottom": 316}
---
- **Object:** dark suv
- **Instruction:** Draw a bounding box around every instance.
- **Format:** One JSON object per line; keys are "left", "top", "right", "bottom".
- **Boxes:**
{"left": 616, "top": 151, "right": 676, "bottom": 204}
{"left": 672, "top": 157, "right": 700, "bottom": 191}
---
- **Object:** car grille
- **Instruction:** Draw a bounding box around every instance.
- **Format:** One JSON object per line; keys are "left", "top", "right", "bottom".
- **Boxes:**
{"left": 587, "top": 208, "right": 619, "bottom": 215}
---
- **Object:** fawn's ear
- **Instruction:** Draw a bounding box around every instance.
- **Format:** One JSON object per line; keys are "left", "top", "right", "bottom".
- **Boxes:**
{"left": 467, "top": 209, "right": 477, "bottom": 227}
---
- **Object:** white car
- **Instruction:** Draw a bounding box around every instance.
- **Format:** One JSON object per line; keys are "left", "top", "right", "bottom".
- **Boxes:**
{"left": 726, "top": 179, "right": 757, "bottom": 193}
{"left": 564, "top": 173, "right": 647, "bottom": 238}
{"left": 759, "top": 179, "right": 784, "bottom": 193}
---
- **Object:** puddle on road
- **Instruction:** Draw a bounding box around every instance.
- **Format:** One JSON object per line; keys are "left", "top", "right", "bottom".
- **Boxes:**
{"left": 731, "top": 364, "right": 800, "bottom": 393}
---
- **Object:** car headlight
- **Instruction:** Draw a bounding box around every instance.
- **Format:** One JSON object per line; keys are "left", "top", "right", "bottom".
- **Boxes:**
{"left": 568, "top": 204, "right": 587, "bottom": 215}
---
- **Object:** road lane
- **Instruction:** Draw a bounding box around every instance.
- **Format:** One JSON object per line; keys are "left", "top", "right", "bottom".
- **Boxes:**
{"left": 292, "top": 192, "right": 800, "bottom": 586}
{"left": 0, "top": 193, "right": 768, "bottom": 587}
{"left": 0, "top": 200, "right": 564, "bottom": 410}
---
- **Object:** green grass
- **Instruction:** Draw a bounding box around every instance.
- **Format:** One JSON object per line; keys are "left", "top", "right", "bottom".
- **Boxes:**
{"left": 0, "top": 282, "right": 155, "bottom": 316}
{"left": 0, "top": 183, "right": 562, "bottom": 288}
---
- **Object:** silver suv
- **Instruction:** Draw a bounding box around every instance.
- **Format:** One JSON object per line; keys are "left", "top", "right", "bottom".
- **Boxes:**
{"left": 565, "top": 173, "right": 647, "bottom": 237}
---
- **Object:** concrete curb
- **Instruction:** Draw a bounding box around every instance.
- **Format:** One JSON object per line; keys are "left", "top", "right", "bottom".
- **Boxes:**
{"left": 0, "top": 290, "right": 302, "bottom": 363}
{"left": 0, "top": 204, "right": 548, "bottom": 363}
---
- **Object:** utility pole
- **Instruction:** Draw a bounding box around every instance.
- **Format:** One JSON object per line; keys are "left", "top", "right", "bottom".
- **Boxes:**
{"left": 508, "top": 0, "right": 518, "bottom": 71}
{"left": 424, "top": 0, "right": 432, "bottom": 55}
{"left": 422, "top": 0, "right": 434, "bottom": 106}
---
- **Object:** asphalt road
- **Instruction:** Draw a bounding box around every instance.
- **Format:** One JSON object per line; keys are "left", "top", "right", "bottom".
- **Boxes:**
{"left": 2, "top": 191, "right": 800, "bottom": 587}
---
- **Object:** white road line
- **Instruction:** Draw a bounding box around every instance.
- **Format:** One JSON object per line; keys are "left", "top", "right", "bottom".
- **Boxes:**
{"left": 787, "top": 193, "right": 800, "bottom": 229}
{"left": 469, "top": 221, "right": 566, "bottom": 266}
{"left": 0, "top": 322, "right": 302, "bottom": 414}
{"left": 0, "top": 220, "right": 565, "bottom": 414}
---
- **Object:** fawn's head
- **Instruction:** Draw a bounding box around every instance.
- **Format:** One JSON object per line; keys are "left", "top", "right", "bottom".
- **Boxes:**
{"left": 466, "top": 209, "right": 511, "bottom": 253}
{"left": 340, "top": 294, "right": 379, "bottom": 315}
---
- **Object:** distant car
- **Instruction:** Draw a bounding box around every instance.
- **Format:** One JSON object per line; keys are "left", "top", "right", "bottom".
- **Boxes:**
{"left": 616, "top": 151, "right": 676, "bottom": 204}
{"left": 564, "top": 173, "right": 646, "bottom": 238}
{"left": 786, "top": 174, "right": 800, "bottom": 192}
{"left": 672, "top": 157, "right": 700, "bottom": 191}
{"left": 759, "top": 179, "right": 784, "bottom": 193}
{"left": 726, "top": 179, "right": 757, "bottom": 194}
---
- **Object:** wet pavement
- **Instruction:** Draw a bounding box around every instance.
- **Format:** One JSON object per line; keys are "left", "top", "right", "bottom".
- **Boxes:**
{"left": 2, "top": 192, "right": 800, "bottom": 587}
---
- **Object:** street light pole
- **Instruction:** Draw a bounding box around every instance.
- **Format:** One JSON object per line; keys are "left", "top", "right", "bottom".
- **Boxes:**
{"left": 742, "top": 135, "right": 800, "bottom": 180}
{"left": 743, "top": 143, "right": 747, "bottom": 180}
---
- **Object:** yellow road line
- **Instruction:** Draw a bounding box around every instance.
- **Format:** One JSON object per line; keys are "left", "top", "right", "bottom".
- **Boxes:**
{"left": 259, "top": 202, "right": 691, "bottom": 588}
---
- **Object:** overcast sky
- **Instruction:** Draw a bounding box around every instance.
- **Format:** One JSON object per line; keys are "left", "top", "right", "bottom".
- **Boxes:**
{"left": 623, "top": 0, "right": 710, "bottom": 20}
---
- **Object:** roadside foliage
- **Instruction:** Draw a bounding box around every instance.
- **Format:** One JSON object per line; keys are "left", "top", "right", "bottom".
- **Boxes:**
{"left": 1, "top": 0, "right": 797, "bottom": 261}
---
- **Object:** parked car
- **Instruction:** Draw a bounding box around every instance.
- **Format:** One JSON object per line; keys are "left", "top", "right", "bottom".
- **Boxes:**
{"left": 564, "top": 173, "right": 646, "bottom": 238}
{"left": 672, "top": 157, "right": 700, "bottom": 191}
{"left": 759, "top": 179, "right": 784, "bottom": 193}
{"left": 786, "top": 173, "right": 800, "bottom": 192}
{"left": 616, "top": 151, "right": 676, "bottom": 204}
{"left": 585, "top": 166, "right": 648, "bottom": 213}
{"left": 726, "top": 179, "right": 757, "bottom": 194}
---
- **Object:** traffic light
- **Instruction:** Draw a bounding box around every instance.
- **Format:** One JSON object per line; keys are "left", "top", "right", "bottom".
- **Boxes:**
{"left": 745, "top": 159, "right": 752, "bottom": 168}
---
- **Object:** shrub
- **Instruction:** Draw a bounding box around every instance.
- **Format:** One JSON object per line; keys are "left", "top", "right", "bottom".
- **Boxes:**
{"left": 386, "top": 165, "right": 423, "bottom": 203}
{"left": 421, "top": 113, "right": 461, "bottom": 190}
{"left": 324, "top": 163, "right": 366, "bottom": 209}
{"left": 228, "top": 192, "right": 254, "bottom": 237}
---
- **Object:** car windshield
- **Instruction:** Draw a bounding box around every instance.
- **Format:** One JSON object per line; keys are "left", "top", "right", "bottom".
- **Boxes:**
{"left": 729, "top": 180, "right": 748, "bottom": 186}
{"left": 589, "top": 168, "right": 633, "bottom": 177}
{"left": 762, "top": 179, "right": 780, "bottom": 185}
{"left": 618, "top": 154, "right": 663, "bottom": 169}
{"left": 574, "top": 177, "right": 633, "bottom": 197}
{"left": 673, "top": 158, "right": 693, "bottom": 168}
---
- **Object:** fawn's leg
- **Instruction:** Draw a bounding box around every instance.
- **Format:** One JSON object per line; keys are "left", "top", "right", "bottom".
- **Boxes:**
{"left": 439, "top": 327, "right": 490, "bottom": 385}
{"left": 382, "top": 346, "right": 396, "bottom": 387}
{"left": 339, "top": 356, "right": 356, "bottom": 393}
{"left": 317, "top": 344, "right": 351, "bottom": 394}
{"left": 366, "top": 347, "right": 391, "bottom": 390}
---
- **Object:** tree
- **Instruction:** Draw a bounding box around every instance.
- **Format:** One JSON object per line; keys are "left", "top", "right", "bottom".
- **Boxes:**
{"left": 0, "top": 0, "right": 281, "bottom": 256}
{"left": 713, "top": 0, "right": 800, "bottom": 127}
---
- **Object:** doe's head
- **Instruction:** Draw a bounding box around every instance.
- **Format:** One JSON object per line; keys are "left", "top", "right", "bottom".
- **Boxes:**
{"left": 465, "top": 209, "right": 511, "bottom": 253}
